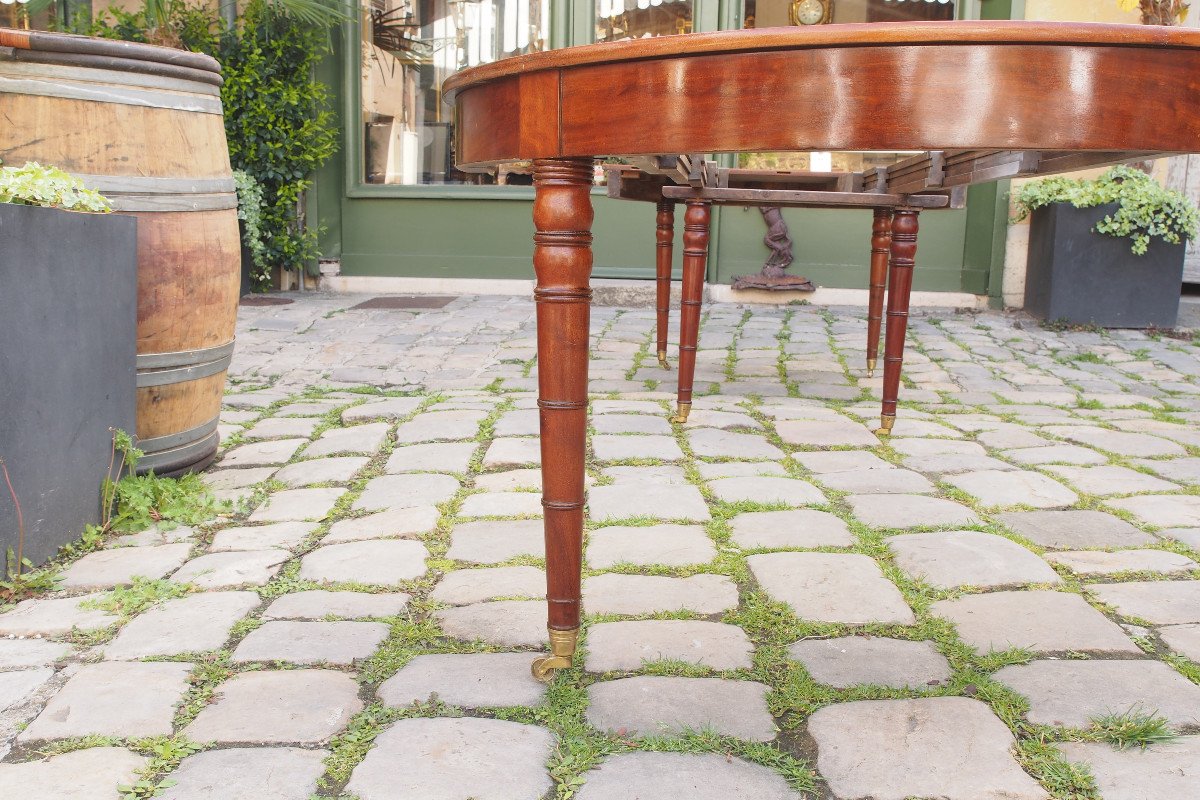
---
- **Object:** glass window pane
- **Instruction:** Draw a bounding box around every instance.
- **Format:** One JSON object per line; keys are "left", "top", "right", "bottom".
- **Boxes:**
{"left": 362, "top": 0, "right": 550, "bottom": 185}
{"left": 596, "top": 0, "right": 694, "bottom": 43}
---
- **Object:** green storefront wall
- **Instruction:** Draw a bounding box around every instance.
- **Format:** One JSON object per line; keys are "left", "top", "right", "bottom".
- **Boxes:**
{"left": 313, "top": 0, "right": 1016, "bottom": 298}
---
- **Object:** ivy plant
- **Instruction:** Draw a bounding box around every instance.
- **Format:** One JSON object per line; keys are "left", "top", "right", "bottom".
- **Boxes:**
{"left": 233, "top": 169, "right": 270, "bottom": 286}
{"left": 0, "top": 162, "right": 111, "bottom": 212}
{"left": 1013, "top": 164, "right": 1200, "bottom": 256}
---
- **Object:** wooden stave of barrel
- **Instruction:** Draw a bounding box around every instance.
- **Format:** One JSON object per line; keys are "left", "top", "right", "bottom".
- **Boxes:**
{"left": 0, "top": 28, "right": 239, "bottom": 476}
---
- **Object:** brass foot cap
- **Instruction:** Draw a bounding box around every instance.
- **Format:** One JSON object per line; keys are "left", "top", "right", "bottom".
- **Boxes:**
{"left": 670, "top": 402, "right": 692, "bottom": 424}
{"left": 866, "top": 357, "right": 877, "bottom": 378}
{"left": 875, "top": 414, "right": 896, "bottom": 436}
{"left": 657, "top": 351, "right": 672, "bottom": 370}
{"left": 531, "top": 627, "right": 578, "bottom": 682}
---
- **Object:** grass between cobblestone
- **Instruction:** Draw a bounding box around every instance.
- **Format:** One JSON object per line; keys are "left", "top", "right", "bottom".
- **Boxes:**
{"left": 9, "top": 305, "right": 1200, "bottom": 799}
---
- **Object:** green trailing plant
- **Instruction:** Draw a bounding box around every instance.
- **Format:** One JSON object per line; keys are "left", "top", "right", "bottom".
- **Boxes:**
{"left": 1013, "top": 164, "right": 1200, "bottom": 256}
{"left": 1118, "top": 0, "right": 1189, "bottom": 25}
{"left": 0, "top": 162, "right": 111, "bottom": 212}
{"left": 234, "top": 169, "right": 271, "bottom": 288}
{"left": 102, "top": 433, "right": 228, "bottom": 532}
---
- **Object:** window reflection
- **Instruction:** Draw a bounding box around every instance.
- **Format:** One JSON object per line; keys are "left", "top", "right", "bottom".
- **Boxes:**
{"left": 362, "top": 0, "right": 549, "bottom": 185}
{"left": 596, "top": 0, "right": 694, "bottom": 43}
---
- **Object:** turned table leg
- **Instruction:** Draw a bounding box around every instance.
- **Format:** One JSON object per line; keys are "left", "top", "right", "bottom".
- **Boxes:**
{"left": 529, "top": 157, "right": 593, "bottom": 681}
{"left": 656, "top": 198, "right": 675, "bottom": 370}
{"left": 866, "top": 208, "right": 892, "bottom": 378}
{"left": 878, "top": 207, "right": 919, "bottom": 436}
{"left": 673, "top": 199, "right": 711, "bottom": 424}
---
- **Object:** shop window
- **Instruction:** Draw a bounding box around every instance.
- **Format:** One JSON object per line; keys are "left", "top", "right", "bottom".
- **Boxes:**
{"left": 595, "top": 0, "right": 694, "bottom": 42}
{"left": 362, "top": 0, "right": 549, "bottom": 185}
{"left": 740, "top": 0, "right": 954, "bottom": 173}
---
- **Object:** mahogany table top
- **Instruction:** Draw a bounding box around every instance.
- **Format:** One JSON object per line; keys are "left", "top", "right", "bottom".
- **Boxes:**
{"left": 445, "top": 21, "right": 1200, "bottom": 171}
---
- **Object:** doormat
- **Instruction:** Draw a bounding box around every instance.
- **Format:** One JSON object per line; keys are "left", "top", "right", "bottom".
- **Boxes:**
{"left": 350, "top": 295, "right": 456, "bottom": 310}
{"left": 240, "top": 295, "right": 295, "bottom": 306}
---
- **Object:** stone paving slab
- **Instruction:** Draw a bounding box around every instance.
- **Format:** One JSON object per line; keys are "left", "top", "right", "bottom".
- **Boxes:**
{"left": 1052, "top": 426, "right": 1186, "bottom": 457}
{"left": 604, "top": 465, "right": 688, "bottom": 484}
{"left": 809, "top": 697, "right": 1049, "bottom": 800}
{"left": 931, "top": 590, "right": 1139, "bottom": 655}
{"left": 847, "top": 494, "right": 981, "bottom": 530}
{"left": 482, "top": 437, "right": 541, "bottom": 468}
{"left": 586, "top": 675, "right": 775, "bottom": 740}
{"left": 1046, "top": 549, "right": 1197, "bottom": 576}
{"left": 587, "top": 524, "right": 715, "bottom": 567}
{"left": 183, "top": 669, "right": 362, "bottom": 744}
{"left": 0, "top": 594, "right": 119, "bottom": 636}
{"left": 386, "top": 442, "right": 477, "bottom": 473}
{"left": 232, "top": 620, "right": 390, "bottom": 665}
{"left": 430, "top": 565, "right": 544, "bottom": 605}
{"left": 1160, "top": 624, "right": 1200, "bottom": 661}
{"left": 1089, "top": 580, "right": 1200, "bottom": 625}
{"left": 447, "top": 519, "right": 544, "bottom": 563}
{"left": 593, "top": 434, "right": 684, "bottom": 462}
{"left": 583, "top": 573, "right": 738, "bottom": 616}
{"left": 1043, "top": 464, "right": 1179, "bottom": 496}
{"left": 0, "top": 639, "right": 72, "bottom": 669}
{"left": 459, "top": 491, "right": 542, "bottom": 518}
{"left": 0, "top": 746, "right": 147, "bottom": 800}
{"left": 354, "top": 473, "right": 460, "bottom": 512}
{"left": 20, "top": 661, "right": 191, "bottom": 741}
{"left": 103, "top": 591, "right": 259, "bottom": 660}
{"left": 687, "top": 428, "right": 783, "bottom": 459}
{"left": 888, "top": 531, "right": 1061, "bottom": 589}
{"left": 378, "top": 652, "right": 547, "bottom": 708}
{"left": 574, "top": 752, "right": 803, "bottom": 800}
{"left": 748, "top": 552, "right": 915, "bottom": 624}
{"left": 707, "top": 476, "right": 825, "bottom": 506}
{"left": 789, "top": 636, "right": 952, "bottom": 688}
{"left": 274, "top": 456, "right": 368, "bottom": 488}
{"left": 173, "top": 550, "right": 289, "bottom": 589}
{"left": 59, "top": 543, "right": 192, "bottom": 589}
{"left": 588, "top": 484, "right": 711, "bottom": 522}
{"left": 203, "top": 467, "right": 275, "bottom": 492}
{"left": 0, "top": 667, "right": 53, "bottom": 712}
{"left": 245, "top": 416, "right": 320, "bottom": 439}
{"left": 210, "top": 521, "right": 318, "bottom": 551}
{"left": 1004, "top": 444, "right": 1109, "bottom": 466}
{"left": 342, "top": 396, "right": 423, "bottom": 422}
{"left": 263, "top": 589, "right": 410, "bottom": 620}
{"left": 304, "top": 422, "right": 389, "bottom": 456}
{"left": 593, "top": 414, "right": 672, "bottom": 435}
{"left": 816, "top": 467, "right": 936, "bottom": 494}
{"left": 219, "top": 438, "right": 307, "bottom": 468}
{"left": 248, "top": 487, "right": 346, "bottom": 522}
{"left": 585, "top": 620, "right": 754, "bottom": 672}
{"left": 944, "top": 469, "right": 1078, "bottom": 509}
{"left": 159, "top": 747, "right": 328, "bottom": 800}
{"left": 995, "top": 659, "right": 1200, "bottom": 728}
{"left": 1108, "top": 494, "right": 1200, "bottom": 527}
{"left": 325, "top": 506, "right": 440, "bottom": 543}
{"left": 695, "top": 460, "right": 786, "bottom": 479}
{"left": 997, "top": 510, "right": 1156, "bottom": 550}
{"left": 435, "top": 600, "right": 546, "bottom": 647}
{"left": 730, "top": 509, "right": 853, "bottom": 549}
{"left": 346, "top": 717, "right": 555, "bottom": 800}
{"left": 1057, "top": 737, "right": 1200, "bottom": 800}
{"left": 394, "top": 409, "right": 488, "bottom": 443}
{"left": 299, "top": 540, "right": 428, "bottom": 585}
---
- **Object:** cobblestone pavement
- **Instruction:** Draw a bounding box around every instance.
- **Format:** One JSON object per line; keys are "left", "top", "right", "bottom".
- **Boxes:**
{"left": 4, "top": 291, "right": 1200, "bottom": 799}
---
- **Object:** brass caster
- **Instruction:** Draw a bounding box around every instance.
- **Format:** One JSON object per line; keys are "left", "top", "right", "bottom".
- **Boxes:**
{"left": 531, "top": 626, "right": 578, "bottom": 683}
{"left": 866, "top": 357, "right": 876, "bottom": 378}
{"left": 657, "top": 351, "right": 672, "bottom": 371}
{"left": 875, "top": 414, "right": 896, "bottom": 437}
{"left": 670, "top": 402, "right": 692, "bottom": 424}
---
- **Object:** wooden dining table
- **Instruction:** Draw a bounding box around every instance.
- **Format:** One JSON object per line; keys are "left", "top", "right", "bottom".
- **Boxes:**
{"left": 443, "top": 20, "right": 1200, "bottom": 680}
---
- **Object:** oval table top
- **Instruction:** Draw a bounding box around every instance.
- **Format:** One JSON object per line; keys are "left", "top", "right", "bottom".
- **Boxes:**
{"left": 445, "top": 21, "right": 1200, "bottom": 170}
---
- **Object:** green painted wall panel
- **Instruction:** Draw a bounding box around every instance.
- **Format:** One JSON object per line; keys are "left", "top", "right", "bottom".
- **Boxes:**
{"left": 712, "top": 205, "right": 970, "bottom": 293}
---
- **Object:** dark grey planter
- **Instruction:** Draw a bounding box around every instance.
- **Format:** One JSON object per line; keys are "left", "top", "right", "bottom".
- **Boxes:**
{"left": 0, "top": 203, "right": 137, "bottom": 567}
{"left": 1024, "top": 202, "right": 1186, "bottom": 329}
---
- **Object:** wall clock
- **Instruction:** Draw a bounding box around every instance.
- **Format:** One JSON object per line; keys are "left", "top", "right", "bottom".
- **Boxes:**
{"left": 790, "top": 0, "right": 832, "bottom": 25}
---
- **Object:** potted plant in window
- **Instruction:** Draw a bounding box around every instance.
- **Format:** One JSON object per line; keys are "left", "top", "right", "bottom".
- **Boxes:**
{"left": 1014, "top": 165, "right": 1200, "bottom": 328}
{"left": 0, "top": 162, "right": 137, "bottom": 565}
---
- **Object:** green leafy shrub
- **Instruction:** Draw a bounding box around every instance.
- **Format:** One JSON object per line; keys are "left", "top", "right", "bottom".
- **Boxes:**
{"left": 0, "top": 162, "right": 111, "bottom": 212}
{"left": 1013, "top": 164, "right": 1200, "bottom": 255}
{"left": 234, "top": 169, "right": 270, "bottom": 284}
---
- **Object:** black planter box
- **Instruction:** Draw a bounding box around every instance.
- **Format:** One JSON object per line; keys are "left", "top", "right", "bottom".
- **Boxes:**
{"left": 0, "top": 203, "right": 137, "bottom": 566}
{"left": 1024, "top": 202, "right": 1186, "bottom": 329}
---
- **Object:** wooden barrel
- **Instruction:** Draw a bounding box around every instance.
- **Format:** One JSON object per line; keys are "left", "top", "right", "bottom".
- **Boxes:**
{"left": 0, "top": 29, "right": 240, "bottom": 475}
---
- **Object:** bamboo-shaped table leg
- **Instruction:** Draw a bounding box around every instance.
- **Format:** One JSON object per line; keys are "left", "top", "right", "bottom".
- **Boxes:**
{"left": 656, "top": 198, "right": 675, "bottom": 370}
{"left": 877, "top": 207, "right": 919, "bottom": 436}
{"left": 529, "top": 157, "right": 593, "bottom": 681}
{"left": 673, "top": 199, "right": 711, "bottom": 424}
{"left": 866, "top": 208, "right": 892, "bottom": 378}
